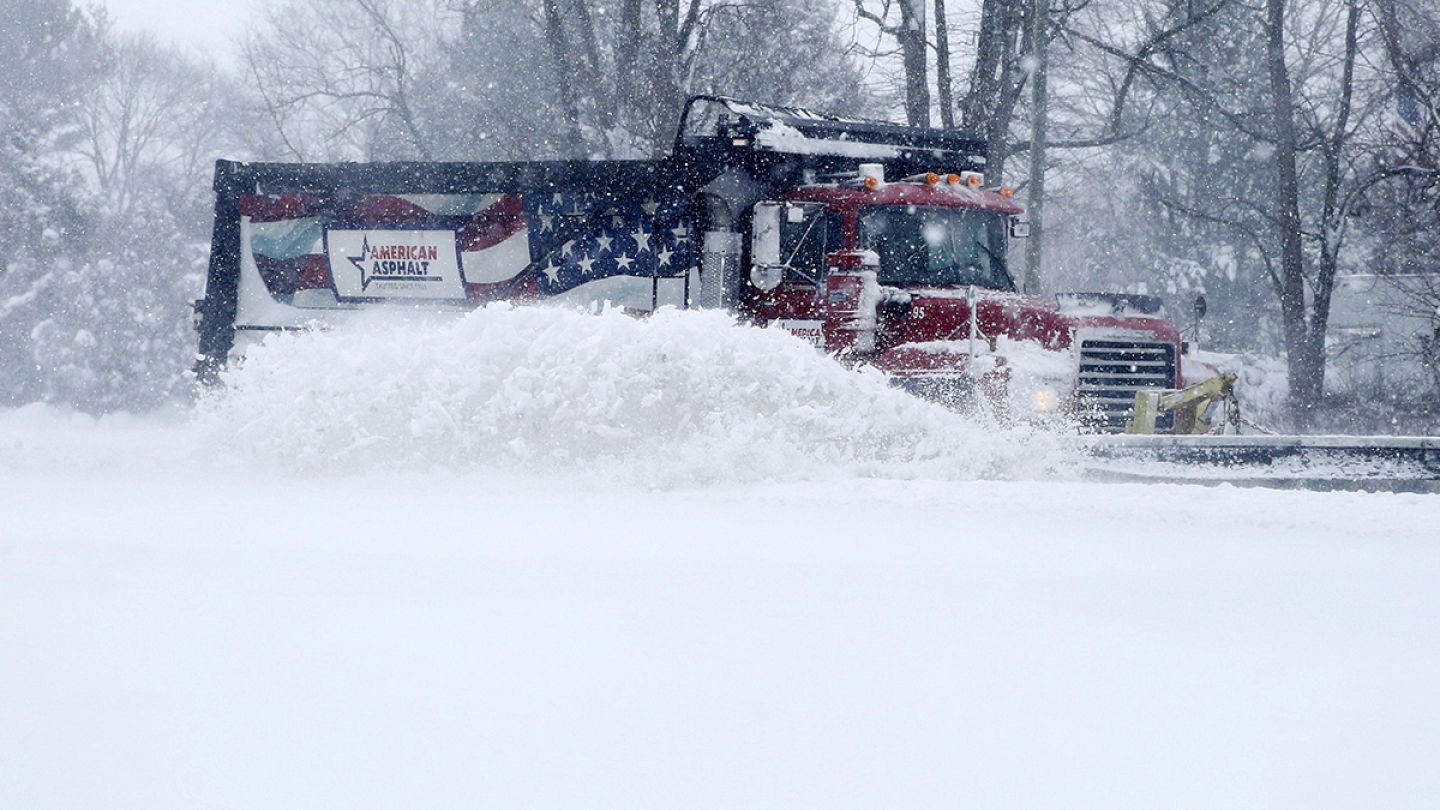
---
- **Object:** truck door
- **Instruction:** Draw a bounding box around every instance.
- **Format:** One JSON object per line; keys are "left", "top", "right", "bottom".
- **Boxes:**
{"left": 746, "top": 201, "right": 841, "bottom": 337}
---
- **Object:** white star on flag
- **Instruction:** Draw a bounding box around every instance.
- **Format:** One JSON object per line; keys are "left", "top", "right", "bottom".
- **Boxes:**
{"left": 525, "top": 189, "right": 694, "bottom": 295}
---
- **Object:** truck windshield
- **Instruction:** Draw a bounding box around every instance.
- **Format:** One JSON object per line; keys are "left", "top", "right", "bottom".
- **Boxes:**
{"left": 859, "top": 205, "right": 1013, "bottom": 290}
{"left": 778, "top": 207, "right": 841, "bottom": 282}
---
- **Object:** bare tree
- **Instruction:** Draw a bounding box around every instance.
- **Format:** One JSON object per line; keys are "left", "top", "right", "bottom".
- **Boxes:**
{"left": 958, "top": 0, "right": 1031, "bottom": 176}
{"left": 1041, "top": 0, "right": 1387, "bottom": 425}
{"left": 74, "top": 33, "right": 227, "bottom": 224}
{"left": 1023, "top": 0, "right": 1050, "bottom": 292}
{"left": 1262, "top": 0, "right": 1314, "bottom": 418}
{"left": 535, "top": 0, "right": 709, "bottom": 156}
{"left": 242, "top": 0, "right": 449, "bottom": 160}
{"left": 851, "top": 0, "right": 932, "bottom": 126}
{"left": 522, "top": 0, "right": 866, "bottom": 157}
{"left": 934, "top": 0, "right": 954, "bottom": 128}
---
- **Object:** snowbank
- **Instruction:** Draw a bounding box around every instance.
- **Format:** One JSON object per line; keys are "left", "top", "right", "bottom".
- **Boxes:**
{"left": 196, "top": 304, "right": 1068, "bottom": 485}
{"left": 1193, "top": 348, "right": 1290, "bottom": 429}
{"left": 1, "top": 433, "right": 1438, "bottom": 809}
{"left": 3, "top": 369, "right": 1440, "bottom": 809}
{"left": 0, "top": 401, "right": 193, "bottom": 476}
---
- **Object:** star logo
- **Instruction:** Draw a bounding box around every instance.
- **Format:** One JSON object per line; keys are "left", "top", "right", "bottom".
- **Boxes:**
{"left": 348, "top": 235, "right": 375, "bottom": 289}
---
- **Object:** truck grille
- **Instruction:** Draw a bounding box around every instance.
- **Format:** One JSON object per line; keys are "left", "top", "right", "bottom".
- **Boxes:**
{"left": 1077, "top": 338, "right": 1177, "bottom": 431}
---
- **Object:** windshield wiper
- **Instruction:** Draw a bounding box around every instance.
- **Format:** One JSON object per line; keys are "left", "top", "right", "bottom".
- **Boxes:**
{"left": 973, "top": 238, "right": 998, "bottom": 266}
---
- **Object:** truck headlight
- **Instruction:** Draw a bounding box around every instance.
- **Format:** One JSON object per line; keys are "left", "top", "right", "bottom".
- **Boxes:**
{"left": 1031, "top": 387, "right": 1059, "bottom": 413}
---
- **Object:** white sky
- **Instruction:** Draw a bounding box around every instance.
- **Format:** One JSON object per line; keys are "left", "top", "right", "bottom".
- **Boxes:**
{"left": 100, "top": 0, "right": 261, "bottom": 57}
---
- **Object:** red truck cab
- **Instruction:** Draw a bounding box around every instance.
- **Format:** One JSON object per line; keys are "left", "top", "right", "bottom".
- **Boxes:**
{"left": 738, "top": 169, "right": 1184, "bottom": 429}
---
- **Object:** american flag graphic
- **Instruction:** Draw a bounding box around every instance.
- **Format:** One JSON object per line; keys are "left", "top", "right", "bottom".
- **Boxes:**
{"left": 1389, "top": 85, "right": 1425, "bottom": 161}
{"left": 524, "top": 192, "right": 695, "bottom": 295}
{"left": 241, "top": 189, "right": 696, "bottom": 303}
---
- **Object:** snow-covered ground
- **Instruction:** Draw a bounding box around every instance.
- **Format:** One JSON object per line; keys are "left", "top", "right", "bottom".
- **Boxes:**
{"left": 3, "top": 307, "right": 1438, "bottom": 808}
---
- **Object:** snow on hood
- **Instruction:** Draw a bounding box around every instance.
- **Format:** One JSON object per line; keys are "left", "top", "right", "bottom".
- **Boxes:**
{"left": 995, "top": 335, "right": 1077, "bottom": 379}
{"left": 196, "top": 304, "right": 1070, "bottom": 486}
{"left": 1055, "top": 292, "right": 1167, "bottom": 319}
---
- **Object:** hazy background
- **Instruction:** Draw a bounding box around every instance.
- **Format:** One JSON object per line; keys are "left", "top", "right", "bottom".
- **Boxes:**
{"left": 104, "top": 0, "right": 258, "bottom": 54}
{"left": 1, "top": 0, "right": 1437, "bottom": 431}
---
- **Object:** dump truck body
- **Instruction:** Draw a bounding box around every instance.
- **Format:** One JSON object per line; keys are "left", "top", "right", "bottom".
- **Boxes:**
{"left": 196, "top": 97, "right": 1199, "bottom": 430}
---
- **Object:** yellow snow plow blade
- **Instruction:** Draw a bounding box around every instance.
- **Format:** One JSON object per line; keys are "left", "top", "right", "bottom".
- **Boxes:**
{"left": 1126, "top": 372, "right": 1240, "bottom": 435}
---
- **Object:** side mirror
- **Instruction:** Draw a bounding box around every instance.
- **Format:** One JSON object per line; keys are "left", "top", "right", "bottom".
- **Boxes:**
{"left": 748, "top": 202, "right": 785, "bottom": 292}
{"left": 751, "top": 202, "right": 782, "bottom": 265}
{"left": 1008, "top": 217, "right": 1031, "bottom": 239}
{"left": 1189, "top": 295, "right": 1208, "bottom": 353}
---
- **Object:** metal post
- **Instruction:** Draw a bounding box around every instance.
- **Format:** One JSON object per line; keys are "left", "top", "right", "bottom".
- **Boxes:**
{"left": 195, "top": 161, "right": 245, "bottom": 382}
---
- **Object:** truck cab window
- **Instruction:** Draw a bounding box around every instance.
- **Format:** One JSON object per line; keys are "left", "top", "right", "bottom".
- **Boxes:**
{"left": 859, "top": 206, "right": 1014, "bottom": 290}
{"left": 778, "top": 207, "right": 840, "bottom": 283}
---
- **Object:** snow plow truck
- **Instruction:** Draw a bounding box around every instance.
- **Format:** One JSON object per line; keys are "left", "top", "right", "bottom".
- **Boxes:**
{"left": 195, "top": 96, "right": 1439, "bottom": 487}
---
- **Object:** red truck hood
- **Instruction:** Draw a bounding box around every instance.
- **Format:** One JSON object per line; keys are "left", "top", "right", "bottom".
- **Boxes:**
{"left": 907, "top": 288, "right": 1180, "bottom": 346}
{"left": 875, "top": 287, "right": 1183, "bottom": 374}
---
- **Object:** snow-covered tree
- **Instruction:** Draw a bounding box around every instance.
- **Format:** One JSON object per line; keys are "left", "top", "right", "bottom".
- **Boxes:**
{"left": 37, "top": 32, "right": 231, "bottom": 411}
{"left": 0, "top": 0, "right": 102, "bottom": 406}
{"left": 2, "top": 7, "right": 234, "bottom": 412}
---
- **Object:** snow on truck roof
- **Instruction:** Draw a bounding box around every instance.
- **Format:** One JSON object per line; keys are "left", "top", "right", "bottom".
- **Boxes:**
{"left": 212, "top": 97, "right": 989, "bottom": 198}
{"left": 676, "top": 96, "right": 988, "bottom": 172}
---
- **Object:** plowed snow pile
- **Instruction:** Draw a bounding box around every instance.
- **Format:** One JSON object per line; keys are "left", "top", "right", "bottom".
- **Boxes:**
{"left": 198, "top": 305, "right": 1067, "bottom": 484}
{"left": 5, "top": 315, "right": 1440, "bottom": 810}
